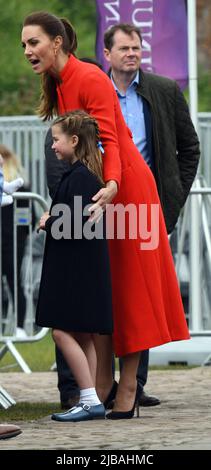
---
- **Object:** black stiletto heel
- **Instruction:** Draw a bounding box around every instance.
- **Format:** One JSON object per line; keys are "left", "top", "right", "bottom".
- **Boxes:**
{"left": 136, "top": 401, "right": 140, "bottom": 418}
{"left": 106, "top": 386, "right": 140, "bottom": 419}
{"left": 106, "top": 398, "right": 139, "bottom": 420}
{"left": 103, "top": 380, "right": 118, "bottom": 410}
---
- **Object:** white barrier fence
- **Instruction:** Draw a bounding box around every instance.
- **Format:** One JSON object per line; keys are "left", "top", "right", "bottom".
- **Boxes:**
{"left": 151, "top": 179, "right": 211, "bottom": 366}
{"left": 0, "top": 113, "right": 211, "bottom": 195}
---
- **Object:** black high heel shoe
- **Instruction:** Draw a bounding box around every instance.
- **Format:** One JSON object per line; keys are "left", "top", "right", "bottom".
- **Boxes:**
{"left": 106, "top": 398, "right": 139, "bottom": 419}
{"left": 103, "top": 380, "right": 118, "bottom": 410}
{"left": 106, "top": 386, "right": 140, "bottom": 420}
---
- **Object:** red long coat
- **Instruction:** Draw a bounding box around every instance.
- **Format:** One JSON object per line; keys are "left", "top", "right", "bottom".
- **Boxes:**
{"left": 56, "top": 55, "right": 189, "bottom": 356}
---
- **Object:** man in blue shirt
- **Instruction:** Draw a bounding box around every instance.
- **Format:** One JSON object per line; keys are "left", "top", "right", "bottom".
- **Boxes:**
{"left": 104, "top": 23, "right": 199, "bottom": 231}
{"left": 111, "top": 72, "right": 149, "bottom": 165}
{"left": 104, "top": 23, "right": 199, "bottom": 406}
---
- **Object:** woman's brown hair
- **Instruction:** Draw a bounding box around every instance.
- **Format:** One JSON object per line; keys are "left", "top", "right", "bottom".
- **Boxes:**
{"left": 52, "top": 110, "right": 104, "bottom": 185}
{"left": 23, "top": 11, "right": 77, "bottom": 120}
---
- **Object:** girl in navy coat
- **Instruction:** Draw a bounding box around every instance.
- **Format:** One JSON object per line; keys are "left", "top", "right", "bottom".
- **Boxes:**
{"left": 36, "top": 110, "right": 113, "bottom": 422}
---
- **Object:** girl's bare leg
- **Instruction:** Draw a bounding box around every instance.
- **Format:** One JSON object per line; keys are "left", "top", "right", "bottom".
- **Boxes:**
{"left": 52, "top": 329, "right": 94, "bottom": 390}
{"left": 75, "top": 332, "right": 97, "bottom": 385}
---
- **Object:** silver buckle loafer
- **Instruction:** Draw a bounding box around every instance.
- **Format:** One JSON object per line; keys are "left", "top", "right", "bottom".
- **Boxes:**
{"left": 51, "top": 403, "right": 105, "bottom": 422}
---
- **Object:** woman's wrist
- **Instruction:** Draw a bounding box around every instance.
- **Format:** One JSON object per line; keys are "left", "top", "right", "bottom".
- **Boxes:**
{"left": 106, "top": 180, "right": 118, "bottom": 195}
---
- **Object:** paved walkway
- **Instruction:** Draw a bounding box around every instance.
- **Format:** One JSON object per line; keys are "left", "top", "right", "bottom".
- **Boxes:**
{"left": 0, "top": 367, "right": 211, "bottom": 450}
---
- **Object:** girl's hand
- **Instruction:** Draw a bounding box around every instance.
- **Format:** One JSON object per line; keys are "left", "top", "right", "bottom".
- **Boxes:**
{"left": 88, "top": 180, "right": 118, "bottom": 222}
{"left": 39, "top": 211, "right": 50, "bottom": 230}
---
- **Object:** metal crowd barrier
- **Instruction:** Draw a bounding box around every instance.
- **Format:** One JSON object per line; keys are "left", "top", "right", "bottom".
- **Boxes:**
{"left": 0, "top": 192, "right": 49, "bottom": 380}
{"left": 0, "top": 113, "right": 211, "bottom": 195}
{"left": 157, "top": 178, "right": 211, "bottom": 367}
{"left": 175, "top": 179, "right": 211, "bottom": 336}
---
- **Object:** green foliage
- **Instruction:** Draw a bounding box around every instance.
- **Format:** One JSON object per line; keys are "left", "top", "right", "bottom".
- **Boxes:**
{"left": 0, "top": 1, "right": 210, "bottom": 115}
{"left": 55, "top": 0, "right": 96, "bottom": 55}
{"left": 198, "top": 73, "right": 211, "bottom": 112}
{"left": 184, "top": 72, "right": 211, "bottom": 112}
{"left": 0, "top": 0, "right": 96, "bottom": 115}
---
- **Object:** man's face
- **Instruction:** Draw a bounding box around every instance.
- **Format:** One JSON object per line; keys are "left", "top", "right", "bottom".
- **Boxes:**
{"left": 104, "top": 30, "right": 142, "bottom": 74}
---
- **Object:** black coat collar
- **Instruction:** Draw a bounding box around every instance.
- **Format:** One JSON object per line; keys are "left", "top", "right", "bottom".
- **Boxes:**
{"left": 61, "top": 160, "right": 84, "bottom": 179}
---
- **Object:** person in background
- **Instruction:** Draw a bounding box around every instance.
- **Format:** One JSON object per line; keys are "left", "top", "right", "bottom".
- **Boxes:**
{"left": 0, "top": 144, "right": 28, "bottom": 338}
{"left": 103, "top": 23, "right": 200, "bottom": 407}
{"left": 0, "top": 155, "right": 22, "bottom": 440}
{"left": 0, "top": 153, "right": 23, "bottom": 207}
{"left": 104, "top": 24, "right": 200, "bottom": 234}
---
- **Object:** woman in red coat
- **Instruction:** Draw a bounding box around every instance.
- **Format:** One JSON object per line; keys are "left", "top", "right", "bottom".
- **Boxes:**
{"left": 21, "top": 12, "right": 189, "bottom": 419}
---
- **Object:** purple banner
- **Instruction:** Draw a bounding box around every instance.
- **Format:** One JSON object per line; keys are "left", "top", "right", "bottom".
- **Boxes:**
{"left": 95, "top": 0, "right": 188, "bottom": 89}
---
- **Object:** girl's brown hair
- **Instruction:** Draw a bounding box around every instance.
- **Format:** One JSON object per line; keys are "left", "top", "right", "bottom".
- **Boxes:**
{"left": 52, "top": 110, "right": 104, "bottom": 185}
{"left": 23, "top": 11, "right": 77, "bottom": 120}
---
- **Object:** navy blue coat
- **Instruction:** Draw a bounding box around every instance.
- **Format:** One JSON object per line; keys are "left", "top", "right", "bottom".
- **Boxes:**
{"left": 36, "top": 160, "right": 113, "bottom": 334}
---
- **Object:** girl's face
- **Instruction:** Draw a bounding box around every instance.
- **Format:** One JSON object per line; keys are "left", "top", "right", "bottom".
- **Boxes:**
{"left": 21, "top": 25, "right": 59, "bottom": 75}
{"left": 51, "top": 124, "right": 78, "bottom": 163}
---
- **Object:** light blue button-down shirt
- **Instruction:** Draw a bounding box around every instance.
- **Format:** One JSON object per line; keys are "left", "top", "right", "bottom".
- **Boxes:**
{"left": 111, "top": 71, "right": 148, "bottom": 163}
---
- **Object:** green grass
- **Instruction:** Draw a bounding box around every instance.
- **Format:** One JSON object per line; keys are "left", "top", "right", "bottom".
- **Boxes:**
{"left": 0, "top": 402, "right": 61, "bottom": 421}
{"left": 0, "top": 331, "right": 55, "bottom": 372}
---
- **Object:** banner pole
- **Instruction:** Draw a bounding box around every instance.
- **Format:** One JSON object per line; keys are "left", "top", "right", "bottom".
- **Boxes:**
{"left": 187, "top": 0, "right": 201, "bottom": 333}
{"left": 187, "top": 0, "right": 198, "bottom": 133}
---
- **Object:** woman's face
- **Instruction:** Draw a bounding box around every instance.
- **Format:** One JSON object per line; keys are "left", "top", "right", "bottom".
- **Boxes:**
{"left": 21, "top": 25, "right": 58, "bottom": 75}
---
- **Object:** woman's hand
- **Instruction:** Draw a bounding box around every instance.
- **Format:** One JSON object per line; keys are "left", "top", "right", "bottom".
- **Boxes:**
{"left": 39, "top": 211, "right": 50, "bottom": 230}
{"left": 88, "top": 180, "right": 118, "bottom": 222}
